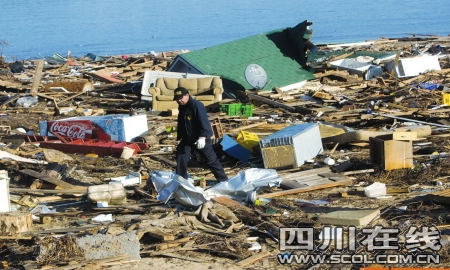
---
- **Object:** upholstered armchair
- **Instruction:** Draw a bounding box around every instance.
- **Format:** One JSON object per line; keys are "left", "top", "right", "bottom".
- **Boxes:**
{"left": 148, "top": 77, "right": 223, "bottom": 111}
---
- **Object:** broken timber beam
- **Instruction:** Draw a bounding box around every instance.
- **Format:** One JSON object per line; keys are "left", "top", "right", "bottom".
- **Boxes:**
{"left": 30, "top": 60, "right": 44, "bottom": 97}
{"left": 58, "top": 92, "right": 87, "bottom": 106}
{"left": 257, "top": 179, "right": 352, "bottom": 199}
{"left": 148, "top": 154, "right": 176, "bottom": 167}
{"left": 0, "top": 212, "right": 32, "bottom": 235}
{"left": 19, "top": 169, "right": 86, "bottom": 191}
{"left": 229, "top": 121, "right": 267, "bottom": 134}
{"left": 237, "top": 251, "right": 272, "bottom": 267}
{"left": 247, "top": 93, "right": 308, "bottom": 113}
{"left": 212, "top": 196, "right": 253, "bottom": 212}
{"left": 10, "top": 187, "right": 86, "bottom": 195}
{"left": 373, "top": 113, "right": 450, "bottom": 129}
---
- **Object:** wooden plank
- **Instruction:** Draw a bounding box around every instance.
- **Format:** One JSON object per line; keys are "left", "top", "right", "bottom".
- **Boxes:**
{"left": 393, "top": 131, "right": 418, "bottom": 141}
{"left": 283, "top": 173, "right": 327, "bottom": 183}
{"left": 10, "top": 187, "right": 86, "bottom": 195}
{"left": 281, "top": 167, "right": 333, "bottom": 189}
{"left": 138, "top": 229, "right": 175, "bottom": 241}
{"left": 57, "top": 92, "right": 86, "bottom": 106}
{"left": 375, "top": 113, "right": 450, "bottom": 129}
{"left": 282, "top": 176, "right": 331, "bottom": 189}
{"left": 247, "top": 93, "right": 302, "bottom": 113}
{"left": 342, "top": 169, "right": 374, "bottom": 175}
{"left": 92, "top": 71, "right": 123, "bottom": 83}
{"left": 30, "top": 60, "right": 44, "bottom": 97}
{"left": 0, "top": 80, "right": 25, "bottom": 90}
{"left": 155, "top": 237, "right": 191, "bottom": 251}
{"left": 229, "top": 121, "right": 267, "bottom": 134}
{"left": 387, "top": 102, "right": 410, "bottom": 111}
{"left": 257, "top": 179, "right": 352, "bottom": 199}
{"left": 427, "top": 188, "right": 450, "bottom": 205}
{"left": 19, "top": 169, "right": 85, "bottom": 191}
{"left": 0, "top": 235, "right": 33, "bottom": 240}
{"left": 237, "top": 251, "right": 271, "bottom": 267}
{"left": 31, "top": 225, "right": 101, "bottom": 235}
{"left": 0, "top": 212, "right": 32, "bottom": 235}
{"left": 280, "top": 167, "right": 331, "bottom": 179}
{"left": 149, "top": 154, "right": 176, "bottom": 167}
{"left": 282, "top": 171, "right": 350, "bottom": 190}
{"left": 212, "top": 196, "right": 253, "bottom": 212}
{"left": 387, "top": 186, "right": 411, "bottom": 194}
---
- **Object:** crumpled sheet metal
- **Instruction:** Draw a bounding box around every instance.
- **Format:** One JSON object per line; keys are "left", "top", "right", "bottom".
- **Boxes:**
{"left": 150, "top": 168, "right": 281, "bottom": 207}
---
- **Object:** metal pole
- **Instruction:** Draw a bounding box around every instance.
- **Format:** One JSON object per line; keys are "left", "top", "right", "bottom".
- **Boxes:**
{"left": 373, "top": 113, "right": 450, "bottom": 129}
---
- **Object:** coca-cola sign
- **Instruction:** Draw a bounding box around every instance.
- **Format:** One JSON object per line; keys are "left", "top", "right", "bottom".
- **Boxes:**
{"left": 48, "top": 120, "right": 94, "bottom": 139}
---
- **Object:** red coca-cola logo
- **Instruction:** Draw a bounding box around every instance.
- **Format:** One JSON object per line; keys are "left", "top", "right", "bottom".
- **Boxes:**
{"left": 49, "top": 121, "right": 94, "bottom": 139}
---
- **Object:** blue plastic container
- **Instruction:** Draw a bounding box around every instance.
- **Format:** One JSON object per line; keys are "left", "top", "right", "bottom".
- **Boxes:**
{"left": 220, "top": 135, "right": 250, "bottom": 162}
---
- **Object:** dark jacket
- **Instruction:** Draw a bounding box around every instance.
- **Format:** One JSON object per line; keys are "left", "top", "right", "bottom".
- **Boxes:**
{"left": 177, "top": 97, "right": 212, "bottom": 144}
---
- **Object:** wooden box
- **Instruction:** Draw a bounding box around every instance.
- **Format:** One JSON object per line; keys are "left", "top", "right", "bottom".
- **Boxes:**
{"left": 370, "top": 135, "right": 413, "bottom": 171}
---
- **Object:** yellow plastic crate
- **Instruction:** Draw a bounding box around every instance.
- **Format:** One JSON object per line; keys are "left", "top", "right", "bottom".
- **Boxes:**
{"left": 237, "top": 131, "right": 259, "bottom": 151}
{"left": 443, "top": 93, "right": 450, "bottom": 106}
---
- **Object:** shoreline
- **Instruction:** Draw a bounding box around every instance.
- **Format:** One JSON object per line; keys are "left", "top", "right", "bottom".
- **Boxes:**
{"left": 2, "top": 34, "right": 449, "bottom": 62}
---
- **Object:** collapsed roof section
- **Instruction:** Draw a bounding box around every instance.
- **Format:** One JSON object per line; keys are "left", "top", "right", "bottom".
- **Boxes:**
{"left": 168, "top": 20, "right": 316, "bottom": 92}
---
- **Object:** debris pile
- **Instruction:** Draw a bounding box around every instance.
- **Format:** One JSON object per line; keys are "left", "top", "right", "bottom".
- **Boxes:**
{"left": 0, "top": 31, "right": 449, "bottom": 269}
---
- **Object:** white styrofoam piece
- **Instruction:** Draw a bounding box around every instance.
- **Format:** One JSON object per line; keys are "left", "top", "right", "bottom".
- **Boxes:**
{"left": 279, "top": 80, "right": 307, "bottom": 92}
{"left": 0, "top": 170, "right": 10, "bottom": 213}
{"left": 385, "top": 55, "right": 441, "bottom": 78}
{"left": 364, "top": 182, "right": 387, "bottom": 198}
{"left": 110, "top": 171, "right": 141, "bottom": 187}
{"left": 330, "top": 58, "right": 382, "bottom": 80}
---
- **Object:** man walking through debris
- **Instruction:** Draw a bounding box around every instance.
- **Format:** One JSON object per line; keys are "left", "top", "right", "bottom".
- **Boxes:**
{"left": 174, "top": 87, "right": 228, "bottom": 182}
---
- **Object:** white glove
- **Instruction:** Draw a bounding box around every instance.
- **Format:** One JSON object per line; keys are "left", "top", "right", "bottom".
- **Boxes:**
{"left": 196, "top": 137, "right": 206, "bottom": 149}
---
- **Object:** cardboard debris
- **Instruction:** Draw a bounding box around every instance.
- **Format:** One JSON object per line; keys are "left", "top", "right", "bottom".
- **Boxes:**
{"left": 370, "top": 135, "right": 414, "bottom": 171}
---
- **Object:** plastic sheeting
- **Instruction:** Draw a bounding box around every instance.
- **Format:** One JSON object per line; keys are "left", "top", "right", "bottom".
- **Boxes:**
{"left": 150, "top": 171, "right": 208, "bottom": 207}
{"left": 205, "top": 168, "right": 281, "bottom": 202}
{"left": 150, "top": 168, "right": 281, "bottom": 207}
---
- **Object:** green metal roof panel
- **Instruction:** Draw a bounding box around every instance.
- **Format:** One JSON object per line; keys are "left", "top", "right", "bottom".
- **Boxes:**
{"left": 177, "top": 22, "right": 315, "bottom": 90}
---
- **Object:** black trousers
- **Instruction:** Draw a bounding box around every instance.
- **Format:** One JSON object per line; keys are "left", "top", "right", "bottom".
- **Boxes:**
{"left": 176, "top": 140, "right": 228, "bottom": 181}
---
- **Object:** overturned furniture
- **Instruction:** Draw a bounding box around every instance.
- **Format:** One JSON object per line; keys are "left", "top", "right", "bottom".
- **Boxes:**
{"left": 148, "top": 77, "right": 224, "bottom": 111}
{"left": 140, "top": 70, "right": 218, "bottom": 103}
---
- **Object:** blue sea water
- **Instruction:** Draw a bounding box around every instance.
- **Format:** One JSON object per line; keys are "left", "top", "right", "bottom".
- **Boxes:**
{"left": 0, "top": 0, "right": 449, "bottom": 60}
